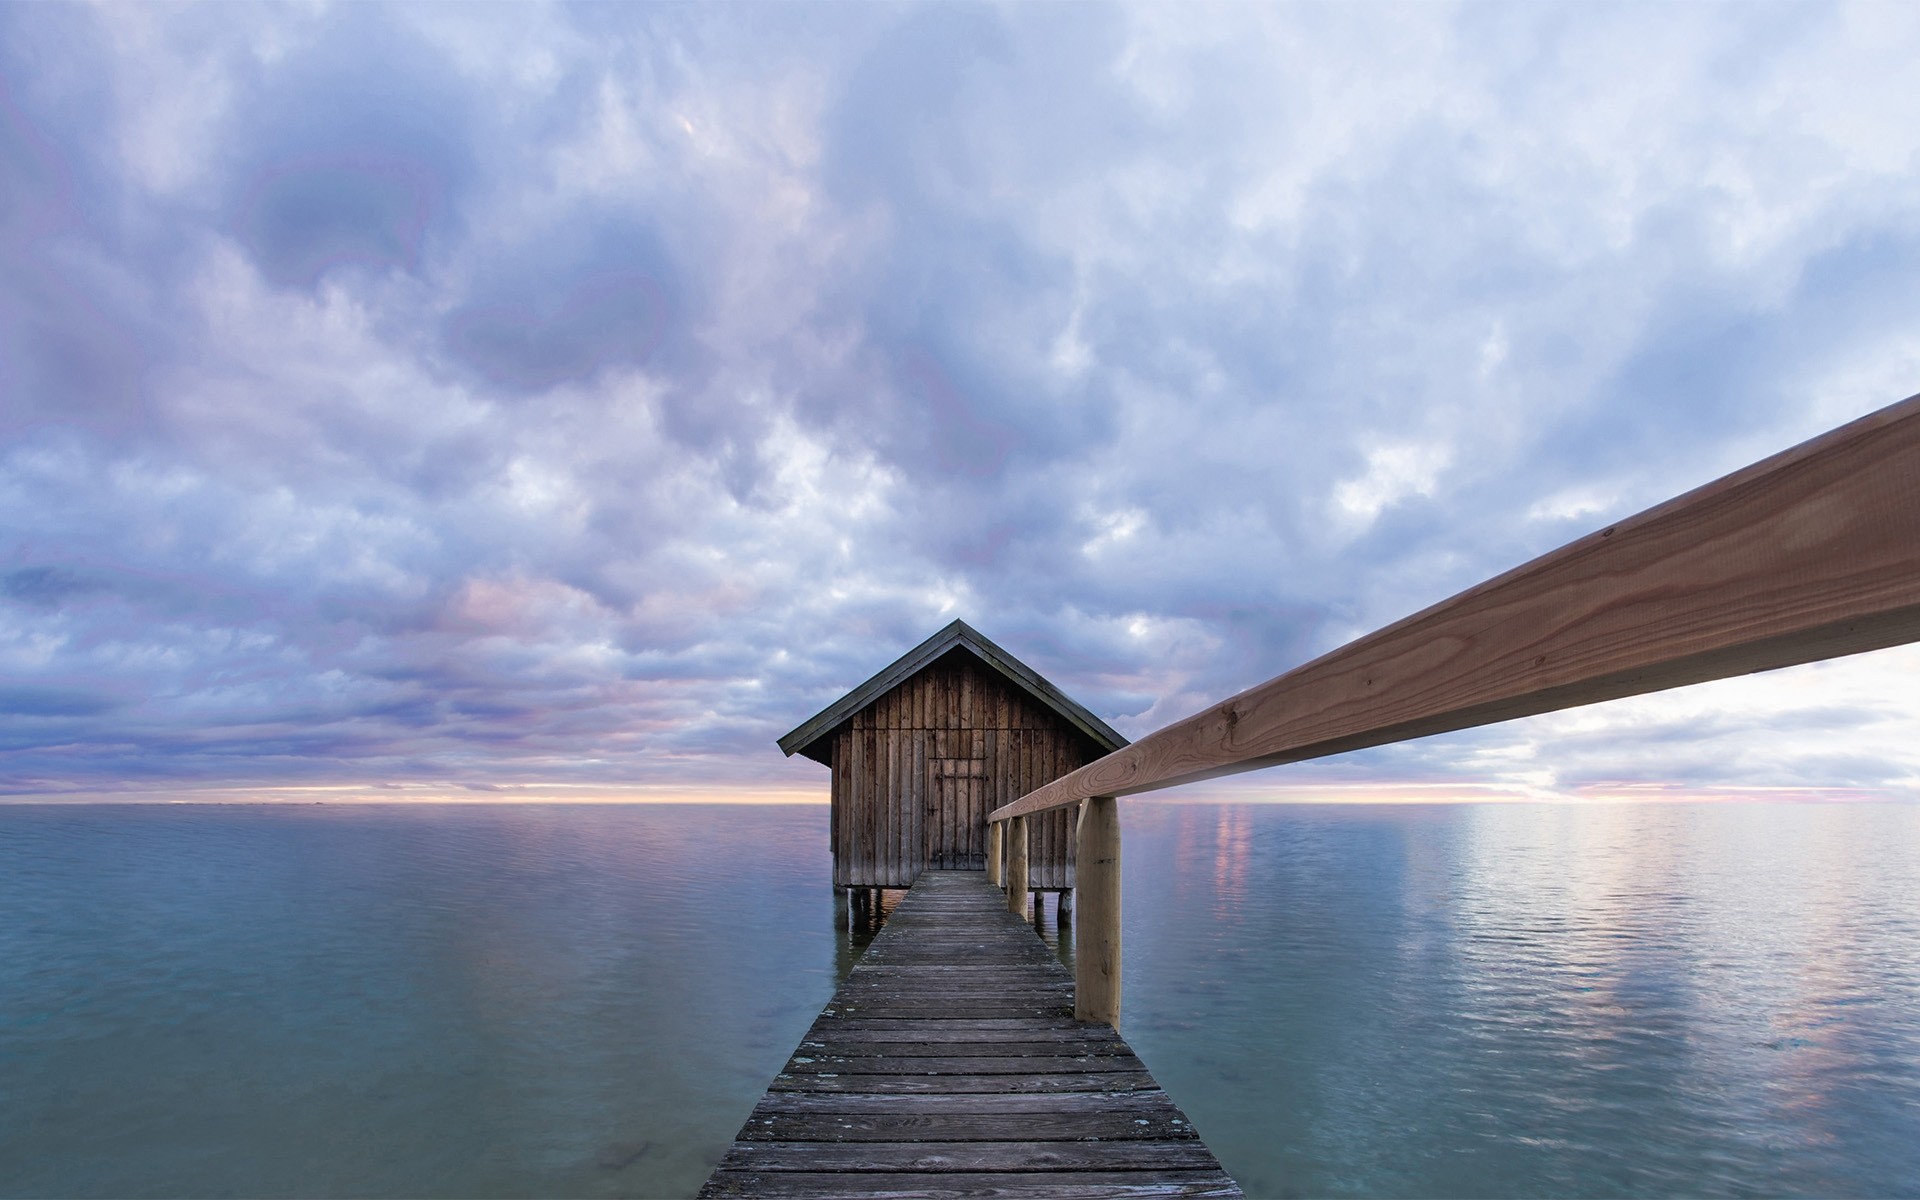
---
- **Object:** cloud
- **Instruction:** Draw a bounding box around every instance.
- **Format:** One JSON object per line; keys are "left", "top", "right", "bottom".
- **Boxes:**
{"left": 0, "top": 2, "right": 1916, "bottom": 800}
{"left": 1331, "top": 442, "right": 1453, "bottom": 532}
{"left": 221, "top": 9, "right": 480, "bottom": 289}
{"left": 441, "top": 214, "right": 674, "bottom": 394}
{"left": 0, "top": 686, "right": 117, "bottom": 718}
{"left": 1, "top": 567, "right": 106, "bottom": 607}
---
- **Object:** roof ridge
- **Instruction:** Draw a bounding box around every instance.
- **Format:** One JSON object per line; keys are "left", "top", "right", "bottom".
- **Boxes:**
{"left": 777, "top": 622, "right": 1127, "bottom": 762}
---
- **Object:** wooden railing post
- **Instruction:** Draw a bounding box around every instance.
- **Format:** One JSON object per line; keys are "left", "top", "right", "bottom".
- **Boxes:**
{"left": 1006, "top": 815, "right": 1029, "bottom": 916}
{"left": 987, "top": 820, "right": 1003, "bottom": 887}
{"left": 1075, "top": 796, "right": 1120, "bottom": 1027}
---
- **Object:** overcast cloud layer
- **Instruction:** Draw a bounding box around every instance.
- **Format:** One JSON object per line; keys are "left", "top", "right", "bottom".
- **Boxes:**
{"left": 3, "top": 2, "right": 1917, "bottom": 802}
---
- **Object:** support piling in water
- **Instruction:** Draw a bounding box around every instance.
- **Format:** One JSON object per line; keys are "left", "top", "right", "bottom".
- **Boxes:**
{"left": 1075, "top": 796, "right": 1121, "bottom": 1028}
{"left": 1006, "top": 815, "right": 1029, "bottom": 917}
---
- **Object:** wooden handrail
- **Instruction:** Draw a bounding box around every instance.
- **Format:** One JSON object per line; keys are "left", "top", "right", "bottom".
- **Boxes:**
{"left": 991, "top": 391, "right": 1920, "bottom": 823}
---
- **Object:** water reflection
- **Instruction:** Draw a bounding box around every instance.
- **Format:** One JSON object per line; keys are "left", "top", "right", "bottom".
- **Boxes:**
{"left": 0, "top": 804, "right": 844, "bottom": 1200}
{"left": 5, "top": 802, "right": 1915, "bottom": 1200}
{"left": 1120, "top": 801, "right": 1920, "bottom": 1199}
{"left": 834, "top": 886, "right": 901, "bottom": 974}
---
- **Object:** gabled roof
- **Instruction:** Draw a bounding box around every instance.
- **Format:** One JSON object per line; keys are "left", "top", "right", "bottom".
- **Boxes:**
{"left": 778, "top": 619, "right": 1129, "bottom": 763}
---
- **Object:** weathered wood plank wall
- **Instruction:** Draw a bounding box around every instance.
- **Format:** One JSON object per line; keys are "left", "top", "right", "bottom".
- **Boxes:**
{"left": 831, "top": 651, "right": 1101, "bottom": 889}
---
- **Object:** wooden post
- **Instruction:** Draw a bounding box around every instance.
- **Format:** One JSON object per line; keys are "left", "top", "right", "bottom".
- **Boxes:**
{"left": 987, "top": 820, "right": 1003, "bottom": 887}
{"left": 1006, "top": 815, "right": 1029, "bottom": 917}
{"left": 1075, "top": 796, "right": 1120, "bottom": 1027}
{"left": 833, "top": 885, "right": 849, "bottom": 929}
{"left": 1059, "top": 888, "right": 1072, "bottom": 921}
{"left": 1004, "top": 822, "right": 1014, "bottom": 887}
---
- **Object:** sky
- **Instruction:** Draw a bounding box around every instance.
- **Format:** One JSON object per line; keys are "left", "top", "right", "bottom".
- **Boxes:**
{"left": 2, "top": 1, "right": 1918, "bottom": 804}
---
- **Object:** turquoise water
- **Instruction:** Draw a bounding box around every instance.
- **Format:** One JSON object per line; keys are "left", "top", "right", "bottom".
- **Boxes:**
{"left": 2, "top": 801, "right": 1918, "bottom": 1197}
{"left": 1120, "top": 802, "right": 1920, "bottom": 1198}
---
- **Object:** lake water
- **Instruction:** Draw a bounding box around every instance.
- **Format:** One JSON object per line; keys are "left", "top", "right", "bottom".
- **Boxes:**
{"left": 2, "top": 801, "right": 1917, "bottom": 1198}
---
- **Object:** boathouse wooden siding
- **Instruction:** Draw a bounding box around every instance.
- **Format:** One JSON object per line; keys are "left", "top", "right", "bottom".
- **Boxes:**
{"left": 780, "top": 621, "right": 1127, "bottom": 892}
{"left": 824, "top": 652, "right": 1105, "bottom": 888}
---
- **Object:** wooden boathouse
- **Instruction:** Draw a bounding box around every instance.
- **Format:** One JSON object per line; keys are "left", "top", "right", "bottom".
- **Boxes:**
{"left": 777, "top": 620, "right": 1127, "bottom": 902}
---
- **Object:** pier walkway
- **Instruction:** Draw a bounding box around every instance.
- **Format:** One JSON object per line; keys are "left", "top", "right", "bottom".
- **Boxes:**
{"left": 699, "top": 871, "right": 1240, "bottom": 1198}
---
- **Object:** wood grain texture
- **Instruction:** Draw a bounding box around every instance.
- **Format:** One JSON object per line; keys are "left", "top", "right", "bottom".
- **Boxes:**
{"left": 743, "top": 1111, "right": 1198, "bottom": 1142}
{"left": 1074, "top": 797, "right": 1122, "bottom": 1028}
{"left": 993, "top": 392, "right": 1920, "bottom": 820}
{"left": 1006, "top": 815, "right": 1029, "bottom": 916}
{"left": 699, "top": 872, "right": 1240, "bottom": 1199}
{"left": 748, "top": 1089, "right": 1180, "bottom": 1114}
{"left": 830, "top": 653, "right": 1106, "bottom": 886}
{"left": 701, "top": 1171, "right": 1242, "bottom": 1198}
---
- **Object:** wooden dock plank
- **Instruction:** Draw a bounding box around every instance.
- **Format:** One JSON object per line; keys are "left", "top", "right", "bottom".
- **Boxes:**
{"left": 798, "top": 1036, "right": 1136, "bottom": 1052}
{"left": 782, "top": 1055, "right": 1149, "bottom": 1075}
{"left": 701, "top": 1171, "right": 1242, "bottom": 1198}
{"left": 716, "top": 1140, "right": 1223, "bottom": 1171}
{"left": 769, "top": 1073, "right": 1161, "bottom": 1095}
{"left": 806, "top": 1021, "right": 1128, "bottom": 1044}
{"left": 744, "top": 1111, "right": 1199, "bottom": 1143}
{"left": 750, "top": 1091, "right": 1187, "bottom": 1116}
{"left": 701, "top": 871, "right": 1240, "bottom": 1198}
{"left": 797, "top": 1019, "right": 1123, "bottom": 1036}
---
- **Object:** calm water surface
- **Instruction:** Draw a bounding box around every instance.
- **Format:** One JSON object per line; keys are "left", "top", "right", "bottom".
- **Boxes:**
{"left": 3, "top": 801, "right": 1917, "bottom": 1198}
{"left": 1119, "top": 802, "right": 1920, "bottom": 1199}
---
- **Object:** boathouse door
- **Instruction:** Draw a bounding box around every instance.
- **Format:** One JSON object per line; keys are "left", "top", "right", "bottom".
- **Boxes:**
{"left": 928, "top": 757, "right": 987, "bottom": 869}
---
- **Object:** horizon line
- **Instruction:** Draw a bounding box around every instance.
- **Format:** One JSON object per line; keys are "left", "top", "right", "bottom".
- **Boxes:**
{"left": 1, "top": 781, "right": 1912, "bottom": 806}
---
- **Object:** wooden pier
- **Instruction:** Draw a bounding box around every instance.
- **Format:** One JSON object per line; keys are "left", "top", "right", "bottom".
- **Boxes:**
{"left": 713, "top": 392, "right": 1920, "bottom": 1198}
{"left": 700, "top": 871, "right": 1240, "bottom": 1198}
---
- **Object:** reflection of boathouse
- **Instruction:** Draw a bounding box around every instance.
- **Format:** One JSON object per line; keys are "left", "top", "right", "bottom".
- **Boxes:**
{"left": 777, "top": 620, "right": 1128, "bottom": 894}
